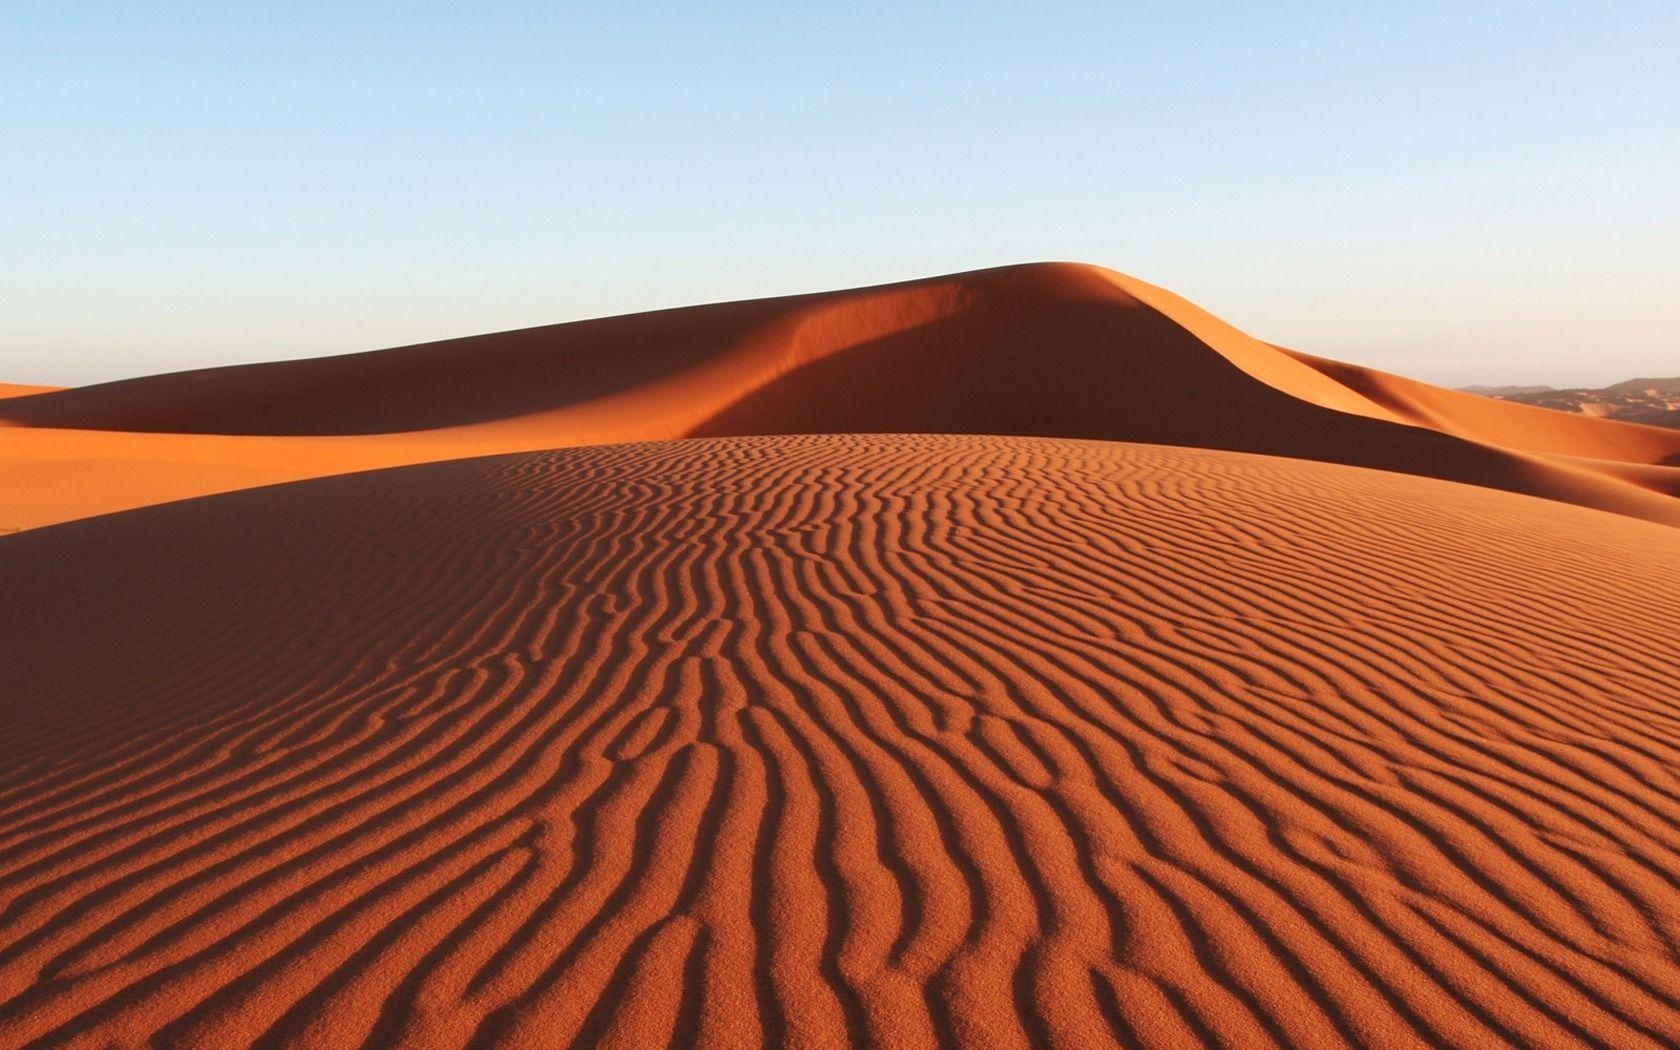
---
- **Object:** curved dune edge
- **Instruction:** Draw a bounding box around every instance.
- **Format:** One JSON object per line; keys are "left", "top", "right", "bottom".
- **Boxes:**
{"left": 0, "top": 384, "right": 60, "bottom": 400}
{"left": 4, "top": 434, "right": 1680, "bottom": 1047}
{"left": 4, "top": 262, "right": 1680, "bottom": 531}
{"left": 1278, "top": 347, "right": 1680, "bottom": 464}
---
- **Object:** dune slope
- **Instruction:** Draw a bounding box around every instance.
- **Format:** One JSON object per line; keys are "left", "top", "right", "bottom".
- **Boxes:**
{"left": 0, "top": 385, "right": 59, "bottom": 400}
{"left": 4, "top": 263, "right": 1679, "bottom": 530}
{"left": 4, "top": 434, "right": 1680, "bottom": 1048}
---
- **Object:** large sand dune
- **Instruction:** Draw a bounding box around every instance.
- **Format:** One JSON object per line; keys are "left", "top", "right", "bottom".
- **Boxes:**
{"left": 5, "top": 265, "right": 1680, "bottom": 1048}
{"left": 4, "top": 435, "right": 1680, "bottom": 1048}
{"left": 4, "top": 263, "right": 1679, "bottom": 530}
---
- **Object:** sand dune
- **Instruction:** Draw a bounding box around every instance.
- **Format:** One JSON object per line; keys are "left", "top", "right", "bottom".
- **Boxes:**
{"left": 4, "top": 263, "right": 1679, "bottom": 530}
{"left": 7, "top": 264, "right": 1680, "bottom": 1047}
{"left": 0, "top": 385, "right": 59, "bottom": 400}
{"left": 3, "top": 435, "right": 1679, "bottom": 1047}
{"left": 1281, "top": 350, "right": 1680, "bottom": 467}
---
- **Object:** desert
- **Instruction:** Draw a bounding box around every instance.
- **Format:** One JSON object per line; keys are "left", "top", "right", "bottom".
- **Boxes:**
{"left": 4, "top": 265, "right": 1680, "bottom": 1047}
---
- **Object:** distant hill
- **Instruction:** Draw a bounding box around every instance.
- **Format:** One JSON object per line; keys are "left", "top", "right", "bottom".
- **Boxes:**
{"left": 1604, "top": 376, "right": 1680, "bottom": 397}
{"left": 1460, "top": 384, "right": 1555, "bottom": 397}
{"left": 1466, "top": 377, "right": 1680, "bottom": 430}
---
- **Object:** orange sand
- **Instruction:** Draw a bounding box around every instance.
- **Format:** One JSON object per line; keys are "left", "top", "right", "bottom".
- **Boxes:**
{"left": 3, "top": 266, "right": 1680, "bottom": 1048}
{"left": 0, "top": 384, "right": 59, "bottom": 400}
{"left": 4, "top": 436, "right": 1680, "bottom": 1047}
{"left": 4, "top": 263, "right": 1678, "bottom": 531}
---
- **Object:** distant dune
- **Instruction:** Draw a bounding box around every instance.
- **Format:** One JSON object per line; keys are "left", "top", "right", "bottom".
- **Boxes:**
{"left": 4, "top": 263, "right": 1679, "bottom": 530}
{"left": 1460, "top": 384, "right": 1555, "bottom": 397}
{"left": 1469, "top": 378, "right": 1680, "bottom": 431}
{"left": 4, "top": 267, "right": 1680, "bottom": 1048}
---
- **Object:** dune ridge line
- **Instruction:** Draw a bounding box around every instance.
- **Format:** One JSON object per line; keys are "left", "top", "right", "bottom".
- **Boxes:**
{"left": 3, "top": 262, "right": 1678, "bottom": 531}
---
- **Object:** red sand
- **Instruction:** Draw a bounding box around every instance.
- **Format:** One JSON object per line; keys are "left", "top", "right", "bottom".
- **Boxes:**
{"left": 3, "top": 266, "right": 1680, "bottom": 1048}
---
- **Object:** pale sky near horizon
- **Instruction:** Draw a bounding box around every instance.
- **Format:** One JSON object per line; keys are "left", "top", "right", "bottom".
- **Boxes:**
{"left": 3, "top": 3, "right": 1676, "bottom": 389}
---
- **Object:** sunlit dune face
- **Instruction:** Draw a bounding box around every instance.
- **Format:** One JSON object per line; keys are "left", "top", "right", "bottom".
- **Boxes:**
{"left": 2, "top": 263, "right": 1678, "bottom": 532}
{"left": 3, "top": 435, "right": 1678, "bottom": 1047}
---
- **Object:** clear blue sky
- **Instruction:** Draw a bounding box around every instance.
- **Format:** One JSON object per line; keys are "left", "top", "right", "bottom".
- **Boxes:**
{"left": 4, "top": 3, "right": 1676, "bottom": 388}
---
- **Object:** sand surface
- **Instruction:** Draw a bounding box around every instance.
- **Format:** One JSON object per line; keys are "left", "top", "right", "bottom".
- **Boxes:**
{"left": 0, "top": 385, "right": 59, "bottom": 400}
{"left": 4, "top": 264, "right": 1680, "bottom": 1048}
{"left": 4, "top": 435, "right": 1680, "bottom": 1047}
{"left": 4, "top": 263, "right": 1679, "bottom": 531}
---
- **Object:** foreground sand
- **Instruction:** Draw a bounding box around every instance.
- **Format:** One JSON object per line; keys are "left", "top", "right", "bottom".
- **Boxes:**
{"left": 4, "top": 434, "right": 1680, "bottom": 1048}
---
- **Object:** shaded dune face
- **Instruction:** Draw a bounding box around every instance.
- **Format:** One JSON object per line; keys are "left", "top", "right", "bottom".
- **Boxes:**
{"left": 3, "top": 435, "right": 1680, "bottom": 1048}
{"left": 4, "top": 262, "right": 1679, "bottom": 529}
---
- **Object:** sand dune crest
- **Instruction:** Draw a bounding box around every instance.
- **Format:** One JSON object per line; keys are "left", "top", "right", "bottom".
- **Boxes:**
{"left": 4, "top": 263, "right": 1678, "bottom": 530}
